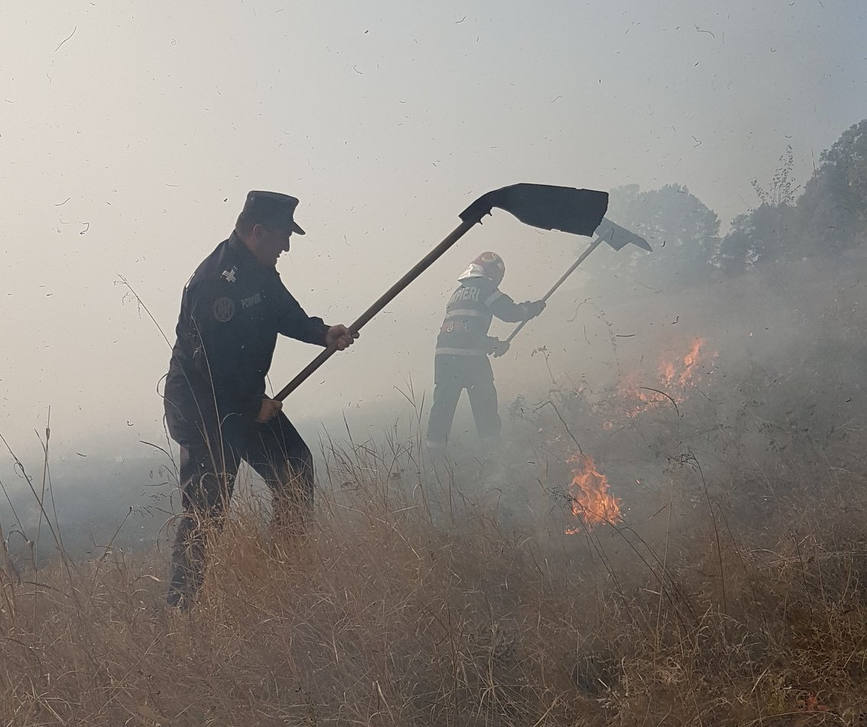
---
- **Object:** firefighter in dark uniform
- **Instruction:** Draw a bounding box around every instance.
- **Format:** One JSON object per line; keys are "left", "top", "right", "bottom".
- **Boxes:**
{"left": 425, "top": 252, "right": 544, "bottom": 450}
{"left": 163, "top": 191, "right": 356, "bottom": 608}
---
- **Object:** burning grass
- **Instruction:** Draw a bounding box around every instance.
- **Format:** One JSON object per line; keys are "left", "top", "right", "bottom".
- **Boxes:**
{"left": 2, "top": 228, "right": 864, "bottom": 726}
{"left": 2, "top": 403, "right": 867, "bottom": 726}
{"left": 612, "top": 336, "right": 718, "bottom": 421}
{"left": 5, "top": 266, "right": 867, "bottom": 725}
{"left": 564, "top": 452, "right": 621, "bottom": 533}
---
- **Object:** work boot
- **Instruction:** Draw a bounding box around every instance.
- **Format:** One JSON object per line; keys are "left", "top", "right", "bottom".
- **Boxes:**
{"left": 166, "top": 588, "right": 191, "bottom": 613}
{"left": 167, "top": 515, "right": 206, "bottom": 611}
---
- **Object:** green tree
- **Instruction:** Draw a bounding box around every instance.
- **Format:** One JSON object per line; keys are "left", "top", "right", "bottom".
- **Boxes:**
{"left": 718, "top": 145, "right": 800, "bottom": 273}
{"left": 605, "top": 183, "right": 720, "bottom": 288}
{"left": 720, "top": 122, "right": 867, "bottom": 275}
{"left": 797, "top": 119, "right": 867, "bottom": 253}
{"left": 717, "top": 205, "right": 797, "bottom": 275}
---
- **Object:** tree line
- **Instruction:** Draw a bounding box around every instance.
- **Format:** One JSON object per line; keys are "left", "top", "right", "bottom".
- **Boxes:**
{"left": 604, "top": 118, "right": 867, "bottom": 285}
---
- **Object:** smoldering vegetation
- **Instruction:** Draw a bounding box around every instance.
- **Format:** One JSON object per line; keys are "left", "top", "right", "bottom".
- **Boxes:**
{"left": 1, "top": 121, "right": 867, "bottom": 724}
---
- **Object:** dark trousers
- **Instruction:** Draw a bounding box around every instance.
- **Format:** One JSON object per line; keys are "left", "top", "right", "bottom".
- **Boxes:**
{"left": 165, "top": 409, "right": 313, "bottom": 607}
{"left": 426, "top": 354, "right": 500, "bottom": 445}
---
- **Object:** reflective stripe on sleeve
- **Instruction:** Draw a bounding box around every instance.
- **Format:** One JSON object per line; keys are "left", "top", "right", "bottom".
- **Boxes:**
{"left": 444, "top": 308, "right": 487, "bottom": 319}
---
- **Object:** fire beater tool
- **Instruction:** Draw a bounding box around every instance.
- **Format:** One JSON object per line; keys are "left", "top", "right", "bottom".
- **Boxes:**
{"left": 275, "top": 183, "right": 609, "bottom": 400}
{"left": 496, "top": 218, "right": 651, "bottom": 352}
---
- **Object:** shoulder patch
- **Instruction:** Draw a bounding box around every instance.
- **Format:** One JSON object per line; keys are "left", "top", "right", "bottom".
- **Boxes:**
{"left": 213, "top": 296, "right": 236, "bottom": 323}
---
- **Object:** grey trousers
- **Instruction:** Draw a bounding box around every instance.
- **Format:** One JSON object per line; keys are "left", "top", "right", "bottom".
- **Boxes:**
{"left": 426, "top": 354, "right": 500, "bottom": 446}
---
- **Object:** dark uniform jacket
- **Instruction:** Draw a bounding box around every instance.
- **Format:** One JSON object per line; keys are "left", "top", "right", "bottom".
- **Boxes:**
{"left": 165, "top": 232, "right": 328, "bottom": 434}
{"left": 435, "top": 276, "right": 533, "bottom": 357}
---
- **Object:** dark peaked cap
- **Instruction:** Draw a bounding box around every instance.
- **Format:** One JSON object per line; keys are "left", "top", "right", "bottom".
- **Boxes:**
{"left": 241, "top": 191, "right": 306, "bottom": 235}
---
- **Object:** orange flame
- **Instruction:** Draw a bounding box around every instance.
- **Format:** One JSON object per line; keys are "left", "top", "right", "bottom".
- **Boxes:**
{"left": 618, "top": 337, "right": 716, "bottom": 417}
{"left": 565, "top": 453, "right": 621, "bottom": 534}
{"left": 667, "top": 337, "right": 705, "bottom": 388}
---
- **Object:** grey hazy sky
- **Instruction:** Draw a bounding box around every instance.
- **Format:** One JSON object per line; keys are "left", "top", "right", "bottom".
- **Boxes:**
{"left": 1, "top": 0, "right": 865, "bottom": 456}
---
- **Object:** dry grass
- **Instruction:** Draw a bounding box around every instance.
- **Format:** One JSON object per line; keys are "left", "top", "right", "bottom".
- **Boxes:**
{"left": 2, "top": 406, "right": 867, "bottom": 727}
{"left": 5, "top": 260, "right": 867, "bottom": 725}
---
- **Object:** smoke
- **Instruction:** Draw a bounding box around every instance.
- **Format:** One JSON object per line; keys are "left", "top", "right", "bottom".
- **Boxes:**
{"left": 3, "top": 206, "right": 865, "bottom": 564}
